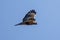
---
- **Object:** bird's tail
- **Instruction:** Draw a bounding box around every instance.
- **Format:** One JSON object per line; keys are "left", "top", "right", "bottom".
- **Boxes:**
{"left": 15, "top": 22, "right": 23, "bottom": 26}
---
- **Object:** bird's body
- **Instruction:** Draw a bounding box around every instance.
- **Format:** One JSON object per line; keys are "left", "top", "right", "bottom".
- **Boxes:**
{"left": 15, "top": 10, "right": 37, "bottom": 26}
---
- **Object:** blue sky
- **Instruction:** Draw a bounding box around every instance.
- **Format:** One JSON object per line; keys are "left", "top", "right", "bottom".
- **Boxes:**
{"left": 0, "top": 0, "right": 60, "bottom": 40}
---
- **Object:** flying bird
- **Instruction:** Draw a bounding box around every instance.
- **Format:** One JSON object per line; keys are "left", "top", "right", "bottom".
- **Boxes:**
{"left": 15, "top": 9, "right": 37, "bottom": 26}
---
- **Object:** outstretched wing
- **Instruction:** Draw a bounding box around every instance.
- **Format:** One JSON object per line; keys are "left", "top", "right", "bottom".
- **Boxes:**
{"left": 23, "top": 10, "right": 36, "bottom": 22}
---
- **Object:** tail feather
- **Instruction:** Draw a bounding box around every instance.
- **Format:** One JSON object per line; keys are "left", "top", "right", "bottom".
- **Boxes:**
{"left": 15, "top": 22, "right": 23, "bottom": 26}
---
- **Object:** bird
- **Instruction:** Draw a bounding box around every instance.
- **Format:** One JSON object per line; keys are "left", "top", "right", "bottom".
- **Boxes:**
{"left": 15, "top": 9, "right": 37, "bottom": 26}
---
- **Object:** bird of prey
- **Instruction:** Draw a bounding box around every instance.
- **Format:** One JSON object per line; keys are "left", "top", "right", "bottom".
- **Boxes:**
{"left": 15, "top": 9, "right": 37, "bottom": 26}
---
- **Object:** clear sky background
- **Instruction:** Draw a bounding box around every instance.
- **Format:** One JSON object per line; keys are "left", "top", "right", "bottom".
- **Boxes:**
{"left": 0, "top": 0, "right": 60, "bottom": 40}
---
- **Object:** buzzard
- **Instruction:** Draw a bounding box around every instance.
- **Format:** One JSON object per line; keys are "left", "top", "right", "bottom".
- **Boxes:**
{"left": 15, "top": 10, "right": 37, "bottom": 26}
